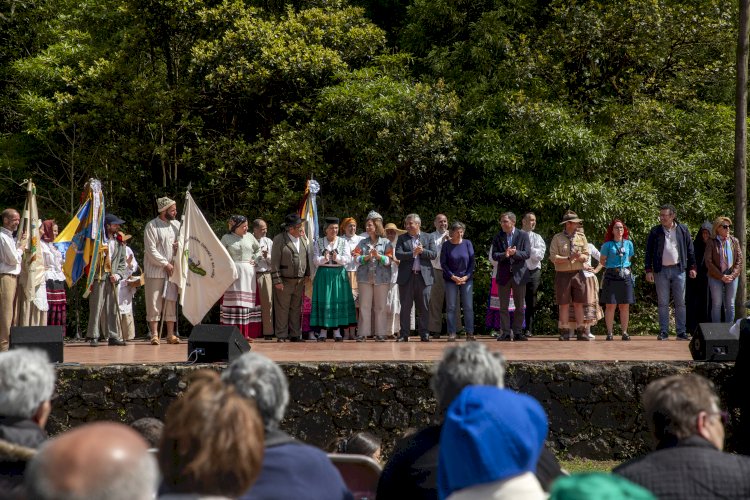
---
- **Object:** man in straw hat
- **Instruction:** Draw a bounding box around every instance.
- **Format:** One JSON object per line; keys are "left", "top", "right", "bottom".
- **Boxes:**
{"left": 86, "top": 213, "right": 128, "bottom": 346}
{"left": 549, "top": 210, "right": 590, "bottom": 341}
{"left": 271, "top": 213, "right": 311, "bottom": 342}
{"left": 143, "top": 196, "right": 181, "bottom": 345}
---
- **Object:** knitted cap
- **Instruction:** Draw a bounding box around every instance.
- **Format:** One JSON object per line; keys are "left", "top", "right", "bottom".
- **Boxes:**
{"left": 438, "top": 385, "right": 548, "bottom": 499}
{"left": 366, "top": 210, "right": 383, "bottom": 221}
{"left": 550, "top": 473, "right": 656, "bottom": 500}
{"left": 157, "top": 197, "right": 176, "bottom": 213}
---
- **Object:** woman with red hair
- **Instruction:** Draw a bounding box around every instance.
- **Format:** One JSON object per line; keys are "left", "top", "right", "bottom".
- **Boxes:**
{"left": 599, "top": 219, "right": 635, "bottom": 341}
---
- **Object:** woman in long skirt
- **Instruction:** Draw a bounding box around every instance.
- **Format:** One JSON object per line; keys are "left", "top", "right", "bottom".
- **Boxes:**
{"left": 568, "top": 226, "right": 603, "bottom": 338}
{"left": 41, "top": 220, "right": 65, "bottom": 333}
{"left": 311, "top": 217, "right": 357, "bottom": 341}
{"left": 220, "top": 215, "right": 262, "bottom": 339}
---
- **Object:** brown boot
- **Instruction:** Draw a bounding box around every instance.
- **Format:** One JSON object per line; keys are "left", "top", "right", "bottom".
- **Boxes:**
{"left": 558, "top": 328, "right": 570, "bottom": 341}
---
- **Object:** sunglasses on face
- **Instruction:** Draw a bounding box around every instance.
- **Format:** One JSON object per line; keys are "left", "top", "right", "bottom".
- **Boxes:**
{"left": 721, "top": 224, "right": 731, "bottom": 229}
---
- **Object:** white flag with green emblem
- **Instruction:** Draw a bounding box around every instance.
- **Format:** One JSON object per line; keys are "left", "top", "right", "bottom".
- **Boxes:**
{"left": 170, "top": 192, "right": 237, "bottom": 325}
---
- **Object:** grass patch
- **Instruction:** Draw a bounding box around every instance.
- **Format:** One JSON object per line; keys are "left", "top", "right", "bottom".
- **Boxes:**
{"left": 559, "top": 458, "right": 620, "bottom": 474}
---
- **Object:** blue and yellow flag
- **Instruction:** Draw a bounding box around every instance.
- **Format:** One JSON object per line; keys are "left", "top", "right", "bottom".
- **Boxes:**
{"left": 54, "top": 179, "right": 105, "bottom": 296}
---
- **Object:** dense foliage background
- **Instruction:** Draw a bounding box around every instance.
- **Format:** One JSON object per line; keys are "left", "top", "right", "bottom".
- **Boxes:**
{"left": 0, "top": 0, "right": 740, "bottom": 334}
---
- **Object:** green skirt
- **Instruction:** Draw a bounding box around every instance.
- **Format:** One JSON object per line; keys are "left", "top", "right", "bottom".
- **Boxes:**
{"left": 310, "top": 266, "right": 357, "bottom": 328}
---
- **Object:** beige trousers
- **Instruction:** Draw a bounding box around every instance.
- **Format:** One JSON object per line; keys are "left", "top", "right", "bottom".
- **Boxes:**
{"left": 0, "top": 274, "right": 18, "bottom": 351}
{"left": 257, "top": 272, "right": 274, "bottom": 336}
{"left": 145, "top": 277, "right": 177, "bottom": 322}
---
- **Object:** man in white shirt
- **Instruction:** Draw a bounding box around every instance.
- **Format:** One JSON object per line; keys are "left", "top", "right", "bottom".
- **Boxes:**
{"left": 522, "top": 213, "right": 546, "bottom": 337}
{"left": 143, "top": 197, "right": 181, "bottom": 345}
{"left": 644, "top": 204, "right": 697, "bottom": 341}
{"left": 428, "top": 214, "right": 461, "bottom": 338}
{"left": 253, "top": 218, "right": 275, "bottom": 340}
{"left": 0, "top": 209, "right": 25, "bottom": 352}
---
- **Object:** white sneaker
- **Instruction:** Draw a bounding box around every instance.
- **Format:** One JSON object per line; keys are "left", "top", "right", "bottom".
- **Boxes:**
{"left": 587, "top": 332, "right": 595, "bottom": 339}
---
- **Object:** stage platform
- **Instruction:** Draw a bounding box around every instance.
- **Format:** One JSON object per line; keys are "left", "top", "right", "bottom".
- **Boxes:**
{"left": 59, "top": 335, "right": 694, "bottom": 365}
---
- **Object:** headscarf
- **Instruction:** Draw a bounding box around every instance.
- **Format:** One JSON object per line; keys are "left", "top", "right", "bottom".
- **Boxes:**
{"left": 228, "top": 215, "right": 248, "bottom": 234}
{"left": 41, "top": 220, "right": 57, "bottom": 243}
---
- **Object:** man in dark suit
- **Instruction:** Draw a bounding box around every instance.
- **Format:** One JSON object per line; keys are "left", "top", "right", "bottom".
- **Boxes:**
{"left": 271, "top": 213, "right": 311, "bottom": 342}
{"left": 395, "top": 214, "right": 437, "bottom": 342}
{"left": 491, "top": 212, "right": 530, "bottom": 341}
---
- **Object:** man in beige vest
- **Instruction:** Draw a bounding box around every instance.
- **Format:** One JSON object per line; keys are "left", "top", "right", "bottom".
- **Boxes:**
{"left": 143, "top": 197, "right": 181, "bottom": 345}
{"left": 271, "top": 214, "right": 310, "bottom": 342}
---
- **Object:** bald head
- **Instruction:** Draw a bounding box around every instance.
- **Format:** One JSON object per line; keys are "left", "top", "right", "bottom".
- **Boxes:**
{"left": 2, "top": 208, "right": 20, "bottom": 231}
{"left": 25, "top": 422, "right": 158, "bottom": 500}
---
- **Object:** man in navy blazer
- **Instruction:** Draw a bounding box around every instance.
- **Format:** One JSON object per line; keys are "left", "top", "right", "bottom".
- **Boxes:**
{"left": 491, "top": 212, "right": 531, "bottom": 341}
{"left": 395, "top": 214, "right": 437, "bottom": 342}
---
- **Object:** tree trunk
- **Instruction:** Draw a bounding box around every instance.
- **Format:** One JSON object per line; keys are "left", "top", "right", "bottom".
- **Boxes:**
{"left": 735, "top": 0, "right": 749, "bottom": 318}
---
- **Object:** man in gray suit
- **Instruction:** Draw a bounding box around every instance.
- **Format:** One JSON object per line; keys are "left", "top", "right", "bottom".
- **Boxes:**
{"left": 271, "top": 214, "right": 310, "bottom": 342}
{"left": 86, "top": 213, "right": 128, "bottom": 346}
{"left": 395, "top": 214, "right": 437, "bottom": 342}
{"left": 491, "top": 212, "right": 530, "bottom": 341}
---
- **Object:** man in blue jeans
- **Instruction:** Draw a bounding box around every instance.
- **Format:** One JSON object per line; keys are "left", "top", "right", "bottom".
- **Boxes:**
{"left": 644, "top": 204, "right": 697, "bottom": 340}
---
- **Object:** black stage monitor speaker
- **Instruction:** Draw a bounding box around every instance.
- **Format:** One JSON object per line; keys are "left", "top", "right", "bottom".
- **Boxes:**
{"left": 188, "top": 325, "right": 250, "bottom": 363}
{"left": 690, "top": 323, "right": 739, "bottom": 361}
{"left": 10, "top": 326, "right": 64, "bottom": 363}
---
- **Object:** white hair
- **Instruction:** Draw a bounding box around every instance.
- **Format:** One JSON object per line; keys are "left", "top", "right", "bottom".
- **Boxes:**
{"left": 0, "top": 349, "right": 56, "bottom": 418}
{"left": 430, "top": 343, "right": 506, "bottom": 414}
{"left": 222, "top": 352, "right": 290, "bottom": 431}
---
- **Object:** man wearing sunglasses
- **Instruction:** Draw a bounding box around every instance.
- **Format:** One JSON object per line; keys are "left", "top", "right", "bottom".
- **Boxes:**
{"left": 614, "top": 373, "right": 750, "bottom": 498}
{"left": 644, "top": 204, "right": 697, "bottom": 341}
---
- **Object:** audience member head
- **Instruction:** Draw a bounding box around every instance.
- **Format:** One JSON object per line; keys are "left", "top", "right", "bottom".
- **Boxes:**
{"left": 642, "top": 373, "right": 726, "bottom": 450}
{"left": 159, "top": 370, "right": 264, "bottom": 497}
{"left": 222, "top": 351, "right": 290, "bottom": 431}
{"left": 712, "top": 216, "right": 732, "bottom": 238}
{"left": 404, "top": 213, "right": 422, "bottom": 236}
{"left": 438, "top": 385, "right": 548, "bottom": 499}
{"left": 333, "top": 432, "right": 382, "bottom": 462}
{"left": 550, "top": 472, "right": 655, "bottom": 500}
{"left": 522, "top": 212, "right": 537, "bottom": 232}
{"left": 431, "top": 343, "right": 506, "bottom": 415}
{"left": 252, "top": 218, "right": 268, "bottom": 239}
{"left": 25, "top": 422, "right": 158, "bottom": 500}
{"left": 0, "top": 349, "right": 55, "bottom": 427}
{"left": 129, "top": 417, "right": 164, "bottom": 449}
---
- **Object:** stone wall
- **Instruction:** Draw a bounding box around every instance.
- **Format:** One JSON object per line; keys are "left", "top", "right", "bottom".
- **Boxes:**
{"left": 48, "top": 360, "right": 738, "bottom": 460}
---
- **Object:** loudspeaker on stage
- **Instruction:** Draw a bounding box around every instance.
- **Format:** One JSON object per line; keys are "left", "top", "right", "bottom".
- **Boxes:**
{"left": 690, "top": 323, "right": 739, "bottom": 361}
{"left": 188, "top": 324, "right": 251, "bottom": 363}
{"left": 10, "top": 326, "right": 65, "bottom": 363}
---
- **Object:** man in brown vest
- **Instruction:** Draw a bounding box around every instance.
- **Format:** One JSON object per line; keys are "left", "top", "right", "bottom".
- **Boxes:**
{"left": 271, "top": 214, "right": 311, "bottom": 342}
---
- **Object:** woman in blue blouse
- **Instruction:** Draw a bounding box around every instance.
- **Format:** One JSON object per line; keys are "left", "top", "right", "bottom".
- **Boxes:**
{"left": 440, "top": 221, "right": 475, "bottom": 341}
{"left": 599, "top": 219, "right": 635, "bottom": 341}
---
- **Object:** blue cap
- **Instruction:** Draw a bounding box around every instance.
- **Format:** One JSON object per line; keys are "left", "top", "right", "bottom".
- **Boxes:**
{"left": 438, "top": 385, "right": 548, "bottom": 499}
{"left": 104, "top": 213, "right": 125, "bottom": 226}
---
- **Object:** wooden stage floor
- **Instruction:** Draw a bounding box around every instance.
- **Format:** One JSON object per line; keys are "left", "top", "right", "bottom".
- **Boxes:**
{"left": 59, "top": 335, "right": 694, "bottom": 365}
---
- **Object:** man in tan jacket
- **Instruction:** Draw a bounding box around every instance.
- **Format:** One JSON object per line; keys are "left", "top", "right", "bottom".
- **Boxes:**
{"left": 271, "top": 214, "right": 310, "bottom": 341}
{"left": 549, "top": 211, "right": 589, "bottom": 341}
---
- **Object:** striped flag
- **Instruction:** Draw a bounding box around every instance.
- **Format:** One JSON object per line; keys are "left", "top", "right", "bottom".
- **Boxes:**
{"left": 54, "top": 179, "right": 106, "bottom": 297}
{"left": 299, "top": 178, "right": 320, "bottom": 278}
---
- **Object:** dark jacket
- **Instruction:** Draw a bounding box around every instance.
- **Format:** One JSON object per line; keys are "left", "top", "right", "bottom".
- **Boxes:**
{"left": 240, "top": 429, "right": 352, "bottom": 500}
{"left": 395, "top": 232, "right": 437, "bottom": 287}
{"left": 644, "top": 222, "right": 696, "bottom": 274}
{"left": 613, "top": 435, "right": 750, "bottom": 499}
{"left": 376, "top": 424, "right": 562, "bottom": 500}
{"left": 491, "top": 229, "right": 531, "bottom": 285}
{"left": 0, "top": 417, "right": 47, "bottom": 498}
